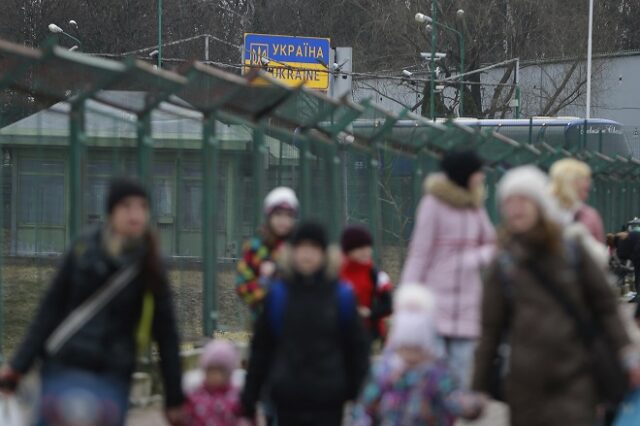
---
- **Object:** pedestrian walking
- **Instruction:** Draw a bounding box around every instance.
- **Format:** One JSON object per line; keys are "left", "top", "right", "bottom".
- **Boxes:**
{"left": 184, "top": 340, "right": 251, "bottom": 426}
{"left": 473, "top": 166, "right": 640, "bottom": 426}
{"left": 340, "top": 225, "right": 393, "bottom": 343}
{"left": 0, "top": 177, "right": 184, "bottom": 426}
{"left": 236, "top": 187, "right": 298, "bottom": 317}
{"left": 241, "top": 222, "right": 370, "bottom": 426}
{"left": 400, "top": 148, "right": 495, "bottom": 388}
{"left": 353, "top": 285, "right": 486, "bottom": 426}
{"left": 616, "top": 231, "right": 640, "bottom": 302}
{"left": 550, "top": 158, "right": 605, "bottom": 242}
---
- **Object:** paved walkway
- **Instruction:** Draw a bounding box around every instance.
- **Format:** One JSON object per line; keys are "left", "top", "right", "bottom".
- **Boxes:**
{"left": 127, "top": 402, "right": 510, "bottom": 425}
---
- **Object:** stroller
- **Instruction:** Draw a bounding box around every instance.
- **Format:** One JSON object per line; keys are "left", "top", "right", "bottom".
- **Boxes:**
{"left": 611, "top": 219, "right": 640, "bottom": 301}
{"left": 610, "top": 253, "right": 635, "bottom": 301}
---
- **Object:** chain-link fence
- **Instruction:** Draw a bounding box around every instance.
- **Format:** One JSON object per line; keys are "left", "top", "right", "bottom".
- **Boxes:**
{"left": 1, "top": 38, "right": 639, "bottom": 361}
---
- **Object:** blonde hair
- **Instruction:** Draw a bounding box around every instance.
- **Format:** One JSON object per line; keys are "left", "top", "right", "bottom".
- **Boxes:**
{"left": 549, "top": 159, "right": 591, "bottom": 209}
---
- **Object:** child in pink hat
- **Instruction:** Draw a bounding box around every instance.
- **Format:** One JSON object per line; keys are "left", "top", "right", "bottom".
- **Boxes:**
{"left": 185, "top": 340, "right": 248, "bottom": 426}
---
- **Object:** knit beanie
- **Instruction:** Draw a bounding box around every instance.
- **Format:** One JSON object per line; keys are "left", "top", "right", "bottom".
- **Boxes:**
{"left": 386, "top": 311, "right": 440, "bottom": 357}
{"left": 393, "top": 283, "right": 437, "bottom": 314}
{"left": 199, "top": 340, "right": 239, "bottom": 373}
{"left": 341, "top": 225, "right": 373, "bottom": 254}
{"left": 264, "top": 187, "right": 299, "bottom": 216}
{"left": 497, "top": 165, "right": 558, "bottom": 221}
{"left": 106, "top": 177, "right": 149, "bottom": 214}
{"left": 291, "top": 221, "right": 328, "bottom": 251}
{"left": 441, "top": 149, "right": 484, "bottom": 188}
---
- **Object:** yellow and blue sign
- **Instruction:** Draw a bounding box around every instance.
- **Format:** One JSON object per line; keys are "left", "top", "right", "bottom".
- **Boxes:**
{"left": 243, "top": 33, "right": 331, "bottom": 90}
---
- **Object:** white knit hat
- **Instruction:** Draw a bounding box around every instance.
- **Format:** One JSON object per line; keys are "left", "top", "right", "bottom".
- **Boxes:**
{"left": 387, "top": 311, "right": 439, "bottom": 356}
{"left": 264, "top": 187, "right": 299, "bottom": 216}
{"left": 393, "top": 283, "right": 436, "bottom": 314}
{"left": 497, "top": 166, "right": 559, "bottom": 221}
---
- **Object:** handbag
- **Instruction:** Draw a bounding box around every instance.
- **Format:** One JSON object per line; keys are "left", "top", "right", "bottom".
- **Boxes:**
{"left": 614, "top": 390, "right": 640, "bottom": 426}
{"left": 0, "top": 395, "right": 25, "bottom": 426}
{"left": 526, "top": 244, "right": 628, "bottom": 406}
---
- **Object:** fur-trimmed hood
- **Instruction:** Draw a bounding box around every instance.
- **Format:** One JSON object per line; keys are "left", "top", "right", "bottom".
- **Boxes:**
{"left": 564, "top": 222, "right": 609, "bottom": 268}
{"left": 276, "top": 244, "right": 343, "bottom": 281}
{"left": 425, "top": 173, "right": 485, "bottom": 209}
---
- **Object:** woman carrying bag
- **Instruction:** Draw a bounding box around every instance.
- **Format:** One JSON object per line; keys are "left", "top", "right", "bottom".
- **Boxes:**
{"left": 0, "top": 178, "right": 184, "bottom": 425}
{"left": 472, "top": 166, "right": 640, "bottom": 426}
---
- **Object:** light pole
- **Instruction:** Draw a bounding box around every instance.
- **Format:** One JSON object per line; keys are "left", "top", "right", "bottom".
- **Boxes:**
{"left": 417, "top": 2, "right": 437, "bottom": 121}
{"left": 586, "top": 0, "right": 594, "bottom": 119}
{"left": 48, "top": 23, "right": 82, "bottom": 50}
{"left": 416, "top": 13, "right": 465, "bottom": 117}
{"left": 158, "top": 0, "right": 163, "bottom": 68}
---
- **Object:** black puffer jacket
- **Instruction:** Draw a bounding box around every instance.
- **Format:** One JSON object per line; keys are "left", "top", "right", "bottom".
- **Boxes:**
{"left": 10, "top": 227, "right": 184, "bottom": 407}
{"left": 241, "top": 247, "right": 370, "bottom": 416}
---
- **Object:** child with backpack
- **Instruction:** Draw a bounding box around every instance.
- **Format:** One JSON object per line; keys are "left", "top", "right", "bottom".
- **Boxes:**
{"left": 184, "top": 340, "right": 250, "bottom": 426}
{"left": 241, "top": 222, "right": 371, "bottom": 426}
{"left": 353, "top": 285, "right": 486, "bottom": 426}
{"left": 236, "top": 187, "right": 299, "bottom": 316}
{"left": 340, "top": 225, "right": 393, "bottom": 342}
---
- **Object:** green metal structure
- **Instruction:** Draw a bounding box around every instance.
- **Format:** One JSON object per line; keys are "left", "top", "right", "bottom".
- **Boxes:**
{"left": 0, "top": 38, "right": 638, "bottom": 361}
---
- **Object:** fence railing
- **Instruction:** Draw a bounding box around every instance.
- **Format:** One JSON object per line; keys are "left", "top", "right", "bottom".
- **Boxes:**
{"left": 1, "top": 38, "right": 638, "bottom": 360}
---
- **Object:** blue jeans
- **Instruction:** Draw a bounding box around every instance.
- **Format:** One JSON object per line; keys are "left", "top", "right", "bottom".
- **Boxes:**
{"left": 36, "top": 363, "right": 129, "bottom": 426}
{"left": 435, "top": 336, "right": 477, "bottom": 390}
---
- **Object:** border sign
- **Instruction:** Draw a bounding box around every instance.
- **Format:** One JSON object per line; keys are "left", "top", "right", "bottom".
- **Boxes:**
{"left": 243, "top": 33, "right": 331, "bottom": 90}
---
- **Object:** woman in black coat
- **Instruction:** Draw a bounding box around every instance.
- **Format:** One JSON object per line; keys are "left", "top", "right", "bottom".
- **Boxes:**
{"left": 0, "top": 178, "right": 184, "bottom": 425}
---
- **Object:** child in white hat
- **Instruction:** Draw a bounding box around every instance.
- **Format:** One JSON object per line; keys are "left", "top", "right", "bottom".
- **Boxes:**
{"left": 353, "top": 286, "right": 486, "bottom": 426}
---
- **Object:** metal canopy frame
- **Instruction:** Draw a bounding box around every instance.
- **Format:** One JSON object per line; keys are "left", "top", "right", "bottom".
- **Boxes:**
{"left": 0, "top": 37, "right": 637, "bottom": 347}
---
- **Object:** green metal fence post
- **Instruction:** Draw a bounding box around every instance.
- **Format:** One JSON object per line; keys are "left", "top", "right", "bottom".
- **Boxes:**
{"left": 298, "top": 131, "right": 312, "bottom": 220}
{"left": 0, "top": 138, "right": 3, "bottom": 362}
{"left": 252, "top": 127, "right": 267, "bottom": 228}
{"left": 413, "top": 151, "right": 426, "bottom": 211}
{"left": 202, "top": 113, "right": 219, "bottom": 335}
{"left": 69, "top": 101, "right": 86, "bottom": 241}
{"left": 136, "top": 113, "right": 153, "bottom": 187}
{"left": 368, "top": 146, "right": 382, "bottom": 262}
{"left": 326, "top": 142, "right": 344, "bottom": 241}
{"left": 485, "top": 168, "right": 500, "bottom": 222}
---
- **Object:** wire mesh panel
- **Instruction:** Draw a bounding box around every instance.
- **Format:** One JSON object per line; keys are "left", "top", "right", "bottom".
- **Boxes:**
{"left": 377, "top": 148, "right": 417, "bottom": 281}
{"left": 0, "top": 95, "right": 72, "bottom": 358}
{"left": 4, "top": 37, "right": 640, "bottom": 363}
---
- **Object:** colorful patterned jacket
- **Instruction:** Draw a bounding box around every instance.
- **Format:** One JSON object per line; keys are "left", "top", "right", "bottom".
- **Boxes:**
{"left": 185, "top": 384, "right": 241, "bottom": 426}
{"left": 353, "top": 355, "right": 481, "bottom": 426}
{"left": 235, "top": 236, "right": 283, "bottom": 313}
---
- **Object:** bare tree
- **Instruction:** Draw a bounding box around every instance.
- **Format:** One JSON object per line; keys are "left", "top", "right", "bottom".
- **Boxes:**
{"left": 1, "top": 0, "right": 639, "bottom": 121}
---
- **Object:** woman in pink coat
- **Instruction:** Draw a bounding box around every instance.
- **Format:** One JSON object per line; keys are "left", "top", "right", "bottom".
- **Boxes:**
{"left": 400, "top": 149, "right": 496, "bottom": 388}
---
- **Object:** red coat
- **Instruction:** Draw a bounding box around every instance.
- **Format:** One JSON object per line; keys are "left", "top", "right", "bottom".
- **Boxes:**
{"left": 340, "top": 258, "right": 393, "bottom": 337}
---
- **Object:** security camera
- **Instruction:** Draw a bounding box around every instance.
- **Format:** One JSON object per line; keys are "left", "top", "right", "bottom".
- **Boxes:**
{"left": 149, "top": 50, "right": 159, "bottom": 58}
{"left": 402, "top": 69, "right": 413, "bottom": 77}
{"left": 69, "top": 20, "right": 78, "bottom": 27}
{"left": 260, "top": 56, "right": 270, "bottom": 66}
